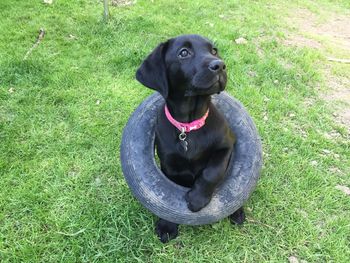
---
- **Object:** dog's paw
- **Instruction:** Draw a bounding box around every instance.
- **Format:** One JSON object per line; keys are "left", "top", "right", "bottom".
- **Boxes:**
{"left": 155, "top": 219, "right": 178, "bottom": 243}
{"left": 185, "top": 189, "right": 211, "bottom": 212}
{"left": 229, "top": 207, "right": 246, "bottom": 225}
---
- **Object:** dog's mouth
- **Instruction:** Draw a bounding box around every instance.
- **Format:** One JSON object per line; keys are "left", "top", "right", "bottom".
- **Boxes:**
{"left": 186, "top": 75, "right": 226, "bottom": 96}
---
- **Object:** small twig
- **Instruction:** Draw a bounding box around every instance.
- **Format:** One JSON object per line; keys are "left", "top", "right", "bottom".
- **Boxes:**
{"left": 327, "top": 57, "right": 350, "bottom": 64}
{"left": 103, "top": 0, "right": 109, "bottom": 21}
{"left": 23, "top": 28, "right": 45, "bottom": 60}
{"left": 246, "top": 218, "right": 275, "bottom": 229}
{"left": 56, "top": 228, "right": 86, "bottom": 237}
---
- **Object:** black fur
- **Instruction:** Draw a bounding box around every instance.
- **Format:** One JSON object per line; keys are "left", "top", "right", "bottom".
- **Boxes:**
{"left": 136, "top": 34, "right": 245, "bottom": 243}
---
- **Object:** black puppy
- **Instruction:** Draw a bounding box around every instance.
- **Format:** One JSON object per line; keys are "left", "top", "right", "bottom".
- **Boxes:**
{"left": 136, "top": 34, "right": 245, "bottom": 243}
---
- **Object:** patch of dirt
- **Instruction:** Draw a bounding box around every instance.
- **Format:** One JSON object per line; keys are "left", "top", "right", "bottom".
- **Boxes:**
{"left": 323, "top": 74, "right": 350, "bottom": 128}
{"left": 285, "top": 8, "right": 350, "bottom": 132}
{"left": 337, "top": 108, "right": 350, "bottom": 127}
{"left": 324, "top": 75, "right": 350, "bottom": 101}
{"left": 283, "top": 35, "right": 322, "bottom": 49}
{"left": 285, "top": 8, "right": 350, "bottom": 51}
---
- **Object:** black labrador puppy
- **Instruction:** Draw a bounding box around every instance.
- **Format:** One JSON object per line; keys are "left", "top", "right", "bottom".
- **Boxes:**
{"left": 136, "top": 34, "right": 245, "bottom": 243}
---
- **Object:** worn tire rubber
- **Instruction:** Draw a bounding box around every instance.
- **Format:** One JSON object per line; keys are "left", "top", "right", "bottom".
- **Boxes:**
{"left": 120, "top": 92, "right": 262, "bottom": 225}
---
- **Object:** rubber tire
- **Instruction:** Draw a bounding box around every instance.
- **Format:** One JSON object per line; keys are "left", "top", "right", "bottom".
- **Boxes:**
{"left": 120, "top": 92, "right": 262, "bottom": 225}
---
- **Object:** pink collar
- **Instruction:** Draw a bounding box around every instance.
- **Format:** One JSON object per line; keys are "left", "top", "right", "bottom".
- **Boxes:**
{"left": 164, "top": 105, "right": 209, "bottom": 133}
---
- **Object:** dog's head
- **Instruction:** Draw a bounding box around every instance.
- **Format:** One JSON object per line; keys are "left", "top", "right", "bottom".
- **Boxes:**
{"left": 136, "top": 34, "right": 227, "bottom": 99}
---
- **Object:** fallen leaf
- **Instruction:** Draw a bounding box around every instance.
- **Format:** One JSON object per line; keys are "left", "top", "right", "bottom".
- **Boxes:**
{"left": 263, "top": 114, "right": 268, "bottom": 121}
{"left": 94, "top": 177, "right": 102, "bottom": 186}
{"left": 288, "top": 256, "right": 299, "bottom": 263}
{"left": 321, "top": 149, "right": 331, "bottom": 154}
{"left": 263, "top": 151, "right": 270, "bottom": 158}
{"left": 303, "top": 98, "right": 314, "bottom": 107}
{"left": 335, "top": 185, "right": 350, "bottom": 195}
{"left": 235, "top": 37, "right": 247, "bottom": 44}
{"left": 310, "top": 160, "right": 318, "bottom": 166}
{"left": 68, "top": 34, "right": 77, "bottom": 40}
{"left": 247, "top": 70, "right": 257, "bottom": 77}
{"left": 300, "top": 130, "right": 307, "bottom": 138}
{"left": 111, "top": 0, "right": 136, "bottom": 6}
{"left": 329, "top": 167, "right": 342, "bottom": 174}
{"left": 324, "top": 130, "right": 341, "bottom": 139}
{"left": 57, "top": 228, "right": 85, "bottom": 236}
{"left": 297, "top": 209, "right": 308, "bottom": 218}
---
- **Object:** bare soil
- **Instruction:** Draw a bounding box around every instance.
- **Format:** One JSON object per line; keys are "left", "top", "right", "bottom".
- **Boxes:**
{"left": 284, "top": 8, "right": 350, "bottom": 131}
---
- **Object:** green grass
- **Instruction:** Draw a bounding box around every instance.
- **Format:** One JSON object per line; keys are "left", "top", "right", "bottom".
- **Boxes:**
{"left": 0, "top": 0, "right": 349, "bottom": 262}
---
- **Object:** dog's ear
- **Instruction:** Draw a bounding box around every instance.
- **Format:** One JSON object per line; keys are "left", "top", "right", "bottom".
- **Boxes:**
{"left": 136, "top": 41, "right": 169, "bottom": 98}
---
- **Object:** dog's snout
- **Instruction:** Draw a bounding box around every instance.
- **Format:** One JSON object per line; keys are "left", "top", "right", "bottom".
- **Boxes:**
{"left": 208, "top": 60, "right": 226, "bottom": 72}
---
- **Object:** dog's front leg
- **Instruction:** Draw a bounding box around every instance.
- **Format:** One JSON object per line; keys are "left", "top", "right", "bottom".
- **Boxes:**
{"left": 185, "top": 147, "right": 232, "bottom": 212}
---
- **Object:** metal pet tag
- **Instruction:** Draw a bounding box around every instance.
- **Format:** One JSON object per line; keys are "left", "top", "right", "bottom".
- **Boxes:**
{"left": 179, "top": 128, "right": 188, "bottom": 152}
{"left": 180, "top": 140, "right": 188, "bottom": 152}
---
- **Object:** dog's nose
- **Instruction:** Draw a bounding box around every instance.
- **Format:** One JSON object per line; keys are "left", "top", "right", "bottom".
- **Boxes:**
{"left": 208, "top": 60, "right": 226, "bottom": 72}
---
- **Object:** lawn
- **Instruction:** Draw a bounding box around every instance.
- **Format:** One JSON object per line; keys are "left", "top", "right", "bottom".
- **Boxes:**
{"left": 0, "top": 0, "right": 349, "bottom": 262}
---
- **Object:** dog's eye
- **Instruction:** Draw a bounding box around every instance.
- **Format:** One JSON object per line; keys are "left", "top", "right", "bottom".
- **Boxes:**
{"left": 211, "top": 48, "right": 218, "bottom": 56}
{"left": 178, "top": 48, "right": 190, "bottom": 58}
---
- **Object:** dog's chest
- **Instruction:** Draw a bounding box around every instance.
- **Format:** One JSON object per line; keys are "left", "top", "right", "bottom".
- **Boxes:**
{"left": 156, "top": 127, "right": 213, "bottom": 169}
